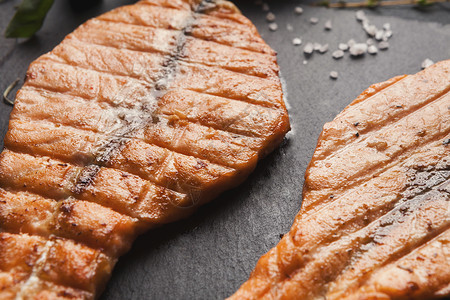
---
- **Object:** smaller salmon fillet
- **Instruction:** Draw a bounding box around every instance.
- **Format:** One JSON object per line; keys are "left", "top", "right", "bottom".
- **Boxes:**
{"left": 0, "top": 0, "right": 290, "bottom": 298}
{"left": 230, "top": 60, "right": 450, "bottom": 300}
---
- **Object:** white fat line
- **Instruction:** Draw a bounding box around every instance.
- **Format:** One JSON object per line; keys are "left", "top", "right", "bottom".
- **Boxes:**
{"left": 15, "top": 238, "right": 55, "bottom": 300}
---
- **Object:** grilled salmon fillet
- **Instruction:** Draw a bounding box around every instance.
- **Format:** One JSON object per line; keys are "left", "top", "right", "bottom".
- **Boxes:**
{"left": 0, "top": 0, "right": 290, "bottom": 298}
{"left": 230, "top": 60, "right": 450, "bottom": 300}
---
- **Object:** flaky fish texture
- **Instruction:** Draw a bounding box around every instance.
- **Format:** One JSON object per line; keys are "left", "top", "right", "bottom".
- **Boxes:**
{"left": 231, "top": 60, "right": 450, "bottom": 300}
{"left": 0, "top": 0, "right": 290, "bottom": 298}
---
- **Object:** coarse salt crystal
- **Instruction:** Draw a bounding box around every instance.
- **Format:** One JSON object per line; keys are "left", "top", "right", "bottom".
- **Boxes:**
{"left": 368, "top": 45, "right": 378, "bottom": 54}
{"left": 349, "top": 43, "right": 368, "bottom": 56}
{"left": 304, "top": 43, "right": 314, "bottom": 54}
{"left": 363, "top": 23, "right": 377, "bottom": 37}
{"left": 324, "top": 20, "right": 332, "bottom": 31}
{"left": 378, "top": 41, "right": 389, "bottom": 50}
{"left": 338, "top": 43, "right": 349, "bottom": 51}
{"left": 421, "top": 58, "right": 434, "bottom": 69}
{"left": 310, "top": 17, "right": 319, "bottom": 24}
{"left": 319, "top": 44, "right": 329, "bottom": 53}
{"left": 375, "top": 30, "right": 384, "bottom": 41}
{"left": 266, "top": 12, "right": 276, "bottom": 22}
{"left": 330, "top": 71, "right": 338, "bottom": 79}
{"left": 292, "top": 38, "right": 302, "bottom": 46}
{"left": 294, "top": 6, "right": 303, "bottom": 14}
{"left": 356, "top": 10, "right": 367, "bottom": 22}
{"left": 332, "top": 50, "right": 344, "bottom": 59}
{"left": 268, "top": 23, "right": 278, "bottom": 31}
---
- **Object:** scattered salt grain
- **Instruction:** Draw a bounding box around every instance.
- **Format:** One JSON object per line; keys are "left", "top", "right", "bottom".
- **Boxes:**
{"left": 292, "top": 38, "right": 302, "bottom": 46}
{"left": 304, "top": 43, "right": 314, "bottom": 55}
{"left": 313, "top": 43, "right": 322, "bottom": 51}
{"left": 383, "top": 23, "right": 391, "bottom": 31}
{"left": 332, "top": 50, "right": 344, "bottom": 59}
{"left": 378, "top": 41, "right": 389, "bottom": 50}
{"left": 349, "top": 43, "right": 368, "bottom": 56}
{"left": 363, "top": 23, "right": 377, "bottom": 37}
{"left": 268, "top": 23, "right": 278, "bottom": 31}
{"left": 286, "top": 24, "right": 294, "bottom": 32}
{"left": 366, "top": 38, "right": 375, "bottom": 46}
{"left": 338, "top": 43, "right": 349, "bottom": 51}
{"left": 367, "top": 45, "right": 378, "bottom": 55}
{"left": 266, "top": 12, "right": 276, "bottom": 22}
{"left": 347, "top": 39, "right": 356, "bottom": 47}
{"left": 330, "top": 71, "right": 338, "bottom": 79}
{"left": 303, "top": 60, "right": 308, "bottom": 65}
{"left": 375, "top": 30, "right": 384, "bottom": 41}
{"left": 384, "top": 30, "right": 393, "bottom": 39}
{"left": 421, "top": 58, "right": 434, "bottom": 69}
{"left": 324, "top": 20, "right": 332, "bottom": 31}
{"left": 356, "top": 10, "right": 367, "bottom": 22}
{"left": 310, "top": 17, "right": 319, "bottom": 24}
{"left": 294, "top": 6, "right": 303, "bottom": 14}
{"left": 319, "top": 44, "right": 329, "bottom": 54}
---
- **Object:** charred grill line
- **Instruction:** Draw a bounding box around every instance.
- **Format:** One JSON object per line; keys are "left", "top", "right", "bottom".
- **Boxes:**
{"left": 313, "top": 82, "right": 450, "bottom": 164}
{"left": 71, "top": 0, "right": 208, "bottom": 195}
{"left": 274, "top": 165, "right": 450, "bottom": 293}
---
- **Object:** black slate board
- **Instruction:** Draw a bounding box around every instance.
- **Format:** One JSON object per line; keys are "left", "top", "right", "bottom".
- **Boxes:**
{"left": 0, "top": 1, "right": 449, "bottom": 299}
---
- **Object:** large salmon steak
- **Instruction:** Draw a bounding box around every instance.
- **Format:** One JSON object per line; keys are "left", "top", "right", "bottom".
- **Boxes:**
{"left": 231, "top": 60, "right": 449, "bottom": 300}
{"left": 0, "top": 0, "right": 290, "bottom": 298}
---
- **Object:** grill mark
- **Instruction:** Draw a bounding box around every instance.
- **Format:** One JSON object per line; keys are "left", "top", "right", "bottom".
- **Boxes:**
{"left": 13, "top": 232, "right": 106, "bottom": 296}
{"left": 20, "top": 0, "right": 215, "bottom": 196}
{"left": 274, "top": 176, "right": 449, "bottom": 299}
{"left": 1, "top": 1, "right": 286, "bottom": 298}
{"left": 29, "top": 60, "right": 270, "bottom": 138}
{"left": 40, "top": 54, "right": 280, "bottom": 111}
{"left": 335, "top": 186, "right": 450, "bottom": 296}
{"left": 100, "top": 17, "right": 269, "bottom": 54}
{"left": 313, "top": 83, "right": 450, "bottom": 164}
{"left": 0, "top": 193, "right": 140, "bottom": 257}
{"left": 139, "top": 1, "right": 192, "bottom": 11}
{"left": 8, "top": 109, "right": 250, "bottom": 170}
{"left": 261, "top": 156, "right": 450, "bottom": 297}
{"left": 303, "top": 129, "right": 450, "bottom": 216}
{"left": 360, "top": 229, "right": 450, "bottom": 298}
{"left": 314, "top": 89, "right": 450, "bottom": 168}
{"left": 27, "top": 59, "right": 273, "bottom": 140}
{"left": 139, "top": 1, "right": 249, "bottom": 26}
{"left": 70, "top": 35, "right": 271, "bottom": 80}
{"left": 44, "top": 53, "right": 154, "bottom": 81}
{"left": 0, "top": 149, "right": 187, "bottom": 222}
{"left": 35, "top": 56, "right": 280, "bottom": 111}
{"left": 73, "top": 21, "right": 175, "bottom": 55}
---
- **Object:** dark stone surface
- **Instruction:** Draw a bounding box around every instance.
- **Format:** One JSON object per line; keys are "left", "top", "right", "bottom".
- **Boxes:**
{"left": 0, "top": 0, "right": 449, "bottom": 299}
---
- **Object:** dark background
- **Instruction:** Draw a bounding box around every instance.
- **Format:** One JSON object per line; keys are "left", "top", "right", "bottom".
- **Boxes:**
{"left": 0, "top": 0, "right": 449, "bottom": 299}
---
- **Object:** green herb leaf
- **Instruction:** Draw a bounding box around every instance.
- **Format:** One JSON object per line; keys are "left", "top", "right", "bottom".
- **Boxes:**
{"left": 5, "top": 0, "right": 55, "bottom": 38}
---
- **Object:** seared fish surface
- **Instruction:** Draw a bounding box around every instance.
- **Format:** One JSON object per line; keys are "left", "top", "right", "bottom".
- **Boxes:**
{"left": 0, "top": 0, "right": 290, "bottom": 298}
{"left": 231, "top": 60, "right": 450, "bottom": 300}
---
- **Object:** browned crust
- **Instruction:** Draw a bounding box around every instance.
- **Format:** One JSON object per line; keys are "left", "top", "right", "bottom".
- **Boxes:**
{"left": 0, "top": 0, "right": 289, "bottom": 298}
{"left": 230, "top": 60, "right": 450, "bottom": 300}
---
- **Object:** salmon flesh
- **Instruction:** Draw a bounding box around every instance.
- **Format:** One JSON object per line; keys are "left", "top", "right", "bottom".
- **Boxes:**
{"left": 0, "top": 0, "right": 290, "bottom": 298}
{"left": 231, "top": 60, "right": 450, "bottom": 300}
